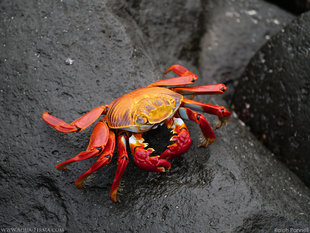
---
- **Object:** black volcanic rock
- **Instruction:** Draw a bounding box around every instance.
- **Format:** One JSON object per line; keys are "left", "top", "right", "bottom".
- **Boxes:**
{"left": 198, "top": 0, "right": 294, "bottom": 92}
{"left": 232, "top": 12, "right": 310, "bottom": 187}
{"left": 1, "top": 0, "right": 310, "bottom": 232}
{"left": 110, "top": 0, "right": 205, "bottom": 70}
{"left": 265, "top": 0, "right": 310, "bottom": 15}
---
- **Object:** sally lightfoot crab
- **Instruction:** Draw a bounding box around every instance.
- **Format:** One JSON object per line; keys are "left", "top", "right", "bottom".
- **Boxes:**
{"left": 42, "top": 65, "right": 231, "bottom": 202}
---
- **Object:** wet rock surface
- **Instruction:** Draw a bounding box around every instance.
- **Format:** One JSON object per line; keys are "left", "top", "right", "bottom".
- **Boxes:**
{"left": 1, "top": 0, "right": 310, "bottom": 232}
{"left": 198, "top": 0, "right": 294, "bottom": 102}
{"left": 112, "top": 0, "right": 205, "bottom": 68}
{"left": 232, "top": 12, "right": 310, "bottom": 187}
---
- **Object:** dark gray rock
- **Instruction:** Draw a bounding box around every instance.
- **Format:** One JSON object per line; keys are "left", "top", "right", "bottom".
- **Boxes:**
{"left": 197, "top": 0, "right": 295, "bottom": 108}
{"left": 266, "top": 0, "right": 310, "bottom": 15}
{"left": 1, "top": 0, "right": 310, "bottom": 232}
{"left": 232, "top": 12, "right": 310, "bottom": 186}
{"left": 110, "top": 0, "right": 205, "bottom": 71}
{"left": 198, "top": 0, "right": 294, "bottom": 87}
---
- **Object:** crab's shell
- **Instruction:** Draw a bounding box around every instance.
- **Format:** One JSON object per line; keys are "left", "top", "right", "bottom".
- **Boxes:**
{"left": 106, "top": 87, "right": 183, "bottom": 133}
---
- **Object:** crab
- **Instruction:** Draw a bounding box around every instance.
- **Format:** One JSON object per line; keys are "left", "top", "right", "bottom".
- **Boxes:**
{"left": 42, "top": 65, "right": 231, "bottom": 202}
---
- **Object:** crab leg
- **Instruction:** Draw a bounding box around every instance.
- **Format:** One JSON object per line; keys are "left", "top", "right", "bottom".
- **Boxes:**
{"left": 178, "top": 107, "right": 216, "bottom": 147}
{"left": 148, "top": 64, "right": 198, "bottom": 87}
{"left": 159, "top": 117, "right": 192, "bottom": 160}
{"left": 42, "top": 105, "right": 109, "bottom": 133}
{"left": 182, "top": 98, "right": 231, "bottom": 129}
{"left": 129, "top": 134, "right": 171, "bottom": 172}
{"left": 110, "top": 133, "right": 129, "bottom": 202}
{"left": 171, "top": 84, "right": 227, "bottom": 95}
{"left": 56, "top": 120, "right": 109, "bottom": 170}
{"left": 74, "top": 131, "right": 116, "bottom": 188}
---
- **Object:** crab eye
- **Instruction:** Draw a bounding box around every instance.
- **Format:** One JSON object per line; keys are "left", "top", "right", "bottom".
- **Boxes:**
{"left": 175, "top": 98, "right": 180, "bottom": 106}
{"left": 137, "top": 116, "right": 148, "bottom": 124}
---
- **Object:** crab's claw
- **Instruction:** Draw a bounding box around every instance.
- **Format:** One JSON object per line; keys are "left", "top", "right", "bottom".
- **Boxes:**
{"left": 159, "top": 117, "right": 192, "bottom": 161}
{"left": 129, "top": 134, "right": 171, "bottom": 172}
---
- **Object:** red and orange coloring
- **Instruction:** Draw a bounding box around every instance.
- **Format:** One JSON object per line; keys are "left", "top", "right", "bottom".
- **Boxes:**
{"left": 42, "top": 65, "right": 231, "bottom": 202}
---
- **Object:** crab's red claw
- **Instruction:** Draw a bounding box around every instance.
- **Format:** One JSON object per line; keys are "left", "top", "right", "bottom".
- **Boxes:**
{"left": 160, "top": 117, "right": 191, "bottom": 160}
{"left": 129, "top": 134, "right": 171, "bottom": 172}
{"left": 134, "top": 148, "right": 171, "bottom": 172}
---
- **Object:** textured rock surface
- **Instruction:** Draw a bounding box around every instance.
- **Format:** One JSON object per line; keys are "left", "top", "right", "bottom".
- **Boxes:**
{"left": 1, "top": 0, "right": 310, "bottom": 232}
{"left": 111, "top": 0, "right": 205, "bottom": 70}
{"left": 232, "top": 12, "right": 310, "bottom": 187}
{"left": 198, "top": 0, "right": 294, "bottom": 102}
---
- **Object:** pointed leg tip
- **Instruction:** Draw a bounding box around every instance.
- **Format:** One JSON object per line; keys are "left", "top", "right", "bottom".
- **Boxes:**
{"left": 111, "top": 190, "right": 118, "bottom": 203}
{"left": 164, "top": 68, "right": 172, "bottom": 74}
{"left": 216, "top": 115, "right": 231, "bottom": 129}
{"left": 42, "top": 111, "right": 55, "bottom": 121}
{"left": 199, "top": 137, "right": 216, "bottom": 147}
{"left": 75, "top": 183, "right": 84, "bottom": 189}
{"left": 74, "top": 174, "right": 90, "bottom": 189}
{"left": 220, "top": 84, "right": 228, "bottom": 93}
{"left": 158, "top": 165, "right": 171, "bottom": 172}
{"left": 56, "top": 164, "right": 69, "bottom": 171}
{"left": 42, "top": 112, "right": 51, "bottom": 122}
{"left": 215, "top": 122, "right": 223, "bottom": 130}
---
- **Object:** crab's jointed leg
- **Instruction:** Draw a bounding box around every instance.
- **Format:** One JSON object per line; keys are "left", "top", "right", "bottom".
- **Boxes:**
{"left": 42, "top": 105, "right": 109, "bottom": 133}
{"left": 74, "top": 131, "right": 116, "bottom": 188}
{"left": 182, "top": 98, "right": 231, "bottom": 129}
{"left": 178, "top": 107, "right": 216, "bottom": 147}
{"left": 129, "top": 134, "right": 171, "bottom": 172}
{"left": 164, "top": 64, "right": 196, "bottom": 76}
{"left": 148, "top": 64, "right": 198, "bottom": 87}
{"left": 56, "top": 119, "right": 110, "bottom": 170}
{"left": 110, "top": 133, "right": 129, "bottom": 202}
{"left": 159, "top": 117, "right": 192, "bottom": 160}
{"left": 171, "top": 84, "right": 227, "bottom": 96}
